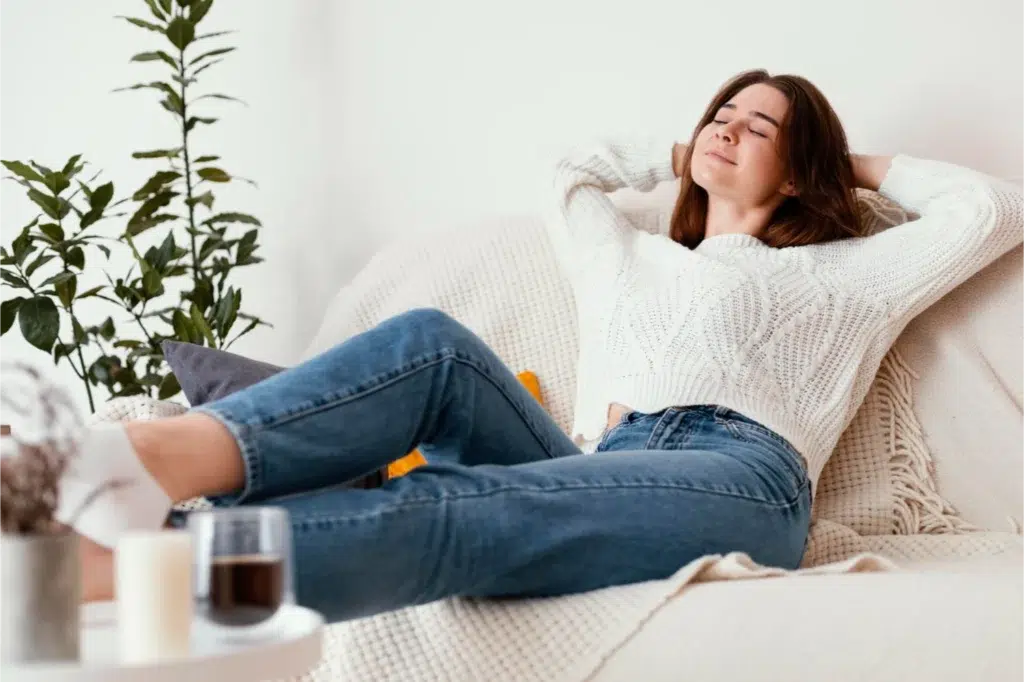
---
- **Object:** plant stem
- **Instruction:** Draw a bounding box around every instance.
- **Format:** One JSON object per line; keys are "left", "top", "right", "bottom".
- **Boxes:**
{"left": 69, "top": 307, "right": 96, "bottom": 413}
{"left": 177, "top": 44, "right": 203, "bottom": 311}
{"left": 53, "top": 207, "right": 95, "bottom": 412}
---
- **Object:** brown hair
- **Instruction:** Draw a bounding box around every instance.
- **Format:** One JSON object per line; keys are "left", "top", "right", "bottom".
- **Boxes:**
{"left": 670, "top": 70, "right": 862, "bottom": 249}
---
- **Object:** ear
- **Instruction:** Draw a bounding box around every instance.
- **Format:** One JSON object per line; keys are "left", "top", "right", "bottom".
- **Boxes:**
{"left": 779, "top": 179, "right": 799, "bottom": 197}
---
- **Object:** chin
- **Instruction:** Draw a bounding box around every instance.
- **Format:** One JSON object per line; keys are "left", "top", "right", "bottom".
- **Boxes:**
{"left": 690, "top": 157, "right": 731, "bottom": 194}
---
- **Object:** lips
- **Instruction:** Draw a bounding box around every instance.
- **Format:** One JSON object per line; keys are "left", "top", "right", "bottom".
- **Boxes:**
{"left": 706, "top": 150, "right": 736, "bottom": 165}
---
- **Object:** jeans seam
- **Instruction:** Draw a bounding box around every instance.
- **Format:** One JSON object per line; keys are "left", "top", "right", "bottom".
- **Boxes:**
{"left": 289, "top": 477, "right": 810, "bottom": 531}
{"left": 209, "top": 347, "right": 565, "bottom": 459}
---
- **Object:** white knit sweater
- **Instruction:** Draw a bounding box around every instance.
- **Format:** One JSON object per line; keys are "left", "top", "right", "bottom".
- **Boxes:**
{"left": 549, "top": 139, "right": 1023, "bottom": 490}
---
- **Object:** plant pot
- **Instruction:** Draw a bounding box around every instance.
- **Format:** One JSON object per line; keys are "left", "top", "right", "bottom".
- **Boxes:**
{"left": 1, "top": 532, "right": 81, "bottom": 663}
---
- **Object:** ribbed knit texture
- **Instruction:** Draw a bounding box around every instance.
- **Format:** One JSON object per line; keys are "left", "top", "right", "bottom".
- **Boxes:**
{"left": 549, "top": 139, "right": 1024, "bottom": 491}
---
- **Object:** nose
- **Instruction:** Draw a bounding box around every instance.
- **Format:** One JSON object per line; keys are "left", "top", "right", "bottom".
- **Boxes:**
{"left": 714, "top": 120, "right": 740, "bottom": 145}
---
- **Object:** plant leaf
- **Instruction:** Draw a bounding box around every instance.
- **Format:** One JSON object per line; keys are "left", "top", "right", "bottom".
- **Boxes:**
{"left": 90, "top": 181, "right": 114, "bottom": 211}
{"left": 204, "top": 212, "right": 261, "bottom": 226}
{"left": 192, "top": 155, "right": 219, "bottom": 163}
{"left": 114, "top": 80, "right": 177, "bottom": 96}
{"left": 1, "top": 297, "right": 25, "bottom": 334}
{"left": 128, "top": 190, "right": 177, "bottom": 227}
{"left": 188, "top": 46, "right": 234, "bottom": 66}
{"left": 188, "top": 0, "right": 214, "bottom": 23}
{"left": 191, "top": 93, "right": 247, "bottom": 106}
{"left": 125, "top": 213, "right": 177, "bottom": 237}
{"left": 195, "top": 29, "right": 235, "bottom": 42}
{"left": 0, "top": 270, "right": 30, "bottom": 289}
{"left": 132, "top": 170, "right": 180, "bottom": 200}
{"left": 61, "top": 155, "right": 83, "bottom": 176}
{"left": 147, "top": 0, "right": 169, "bottom": 20}
{"left": 196, "top": 167, "right": 230, "bottom": 182}
{"left": 184, "top": 116, "right": 217, "bottom": 132}
{"left": 55, "top": 275, "right": 77, "bottom": 308}
{"left": 24, "top": 253, "right": 56, "bottom": 277}
{"left": 77, "top": 285, "right": 105, "bottom": 299}
{"left": 132, "top": 147, "right": 182, "bottom": 159}
{"left": 190, "top": 302, "right": 216, "bottom": 346}
{"left": 18, "top": 296, "right": 59, "bottom": 351}
{"left": 39, "top": 223, "right": 64, "bottom": 242}
{"left": 99, "top": 317, "right": 116, "bottom": 340}
{"left": 186, "top": 190, "right": 215, "bottom": 209}
{"left": 131, "top": 51, "right": 178, "bottom": 68}
{"left": 158, "top": 372, "right": 181, "bottom": 399}
{"left": 161, "top": 97, "right": 183, "bottom": 116}
{"left": 191, "top": 57, "right": 224, "bottom": 78}
{"left": 118, "top": 16, "right": 165, "bottom": 32}
{"left": 171, "top": 73, "right": 196, "bottom": 87}
{"left": 2, "top": 160, "right": 45, "bottom": 183}
{"left": 166, "top": 16, "right": 195, "bottom": 50}
{"left": 142, "top": 270, "right": 164, "bottom": 297}
{"left": 171, "top": 309, "right": 198, "bottom": 344}
{"left": 27, "top": 189, "right": 60, "bottom": 219}
{"left": 40, "top": 271, "right": 75, "bottom": 287}
{"left": 67, "top": 246, "right": 85, "bottom": 269}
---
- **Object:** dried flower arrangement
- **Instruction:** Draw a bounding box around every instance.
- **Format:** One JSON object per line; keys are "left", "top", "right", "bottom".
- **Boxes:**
{"left": 0, "top": 362, "right": 123, "bottom": 535}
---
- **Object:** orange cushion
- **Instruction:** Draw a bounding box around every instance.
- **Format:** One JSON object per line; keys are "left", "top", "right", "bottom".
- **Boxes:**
{"left": 386, "top": 371, "right": 543, "bottom": 479}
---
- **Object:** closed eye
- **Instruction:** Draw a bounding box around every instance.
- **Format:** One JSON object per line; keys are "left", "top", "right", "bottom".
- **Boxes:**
{"left": 749, "top": 128, "right": 768, "bottom": 138}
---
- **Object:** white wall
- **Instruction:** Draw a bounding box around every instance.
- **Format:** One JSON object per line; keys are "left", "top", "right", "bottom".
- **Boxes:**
{"left": 2, "top": 0, "right": 1022, "bottom": 411}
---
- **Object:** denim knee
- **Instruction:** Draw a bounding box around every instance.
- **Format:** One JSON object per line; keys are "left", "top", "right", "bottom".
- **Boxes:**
{"left": 392, "top": 308, "right": 481, "bottom": 353}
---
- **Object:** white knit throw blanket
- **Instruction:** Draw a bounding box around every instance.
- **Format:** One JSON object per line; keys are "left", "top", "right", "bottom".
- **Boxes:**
{"left": 88, "top": 191, "right": 1020, "bottom": 681}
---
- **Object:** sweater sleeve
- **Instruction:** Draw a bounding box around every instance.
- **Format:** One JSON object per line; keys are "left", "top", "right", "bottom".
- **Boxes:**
{"left": 547, "top": 138, "right": 677, "bottom": 278}
{"left": 814, "top": 155, "right": 1023, "bottom": 324}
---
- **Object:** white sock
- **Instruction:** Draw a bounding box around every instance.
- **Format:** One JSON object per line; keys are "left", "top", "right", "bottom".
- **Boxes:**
{"left": 55, "top": 424, "right": 173, "bottom": 549}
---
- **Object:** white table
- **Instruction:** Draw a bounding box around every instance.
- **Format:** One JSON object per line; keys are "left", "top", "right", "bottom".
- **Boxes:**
{"left": 3, "top": 602, "right": 324, "bottom": 682}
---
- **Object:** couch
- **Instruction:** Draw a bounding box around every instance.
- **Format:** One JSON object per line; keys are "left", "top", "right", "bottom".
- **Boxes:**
{"left": 93, "top": 181, "right": 1023, "bottom": 681}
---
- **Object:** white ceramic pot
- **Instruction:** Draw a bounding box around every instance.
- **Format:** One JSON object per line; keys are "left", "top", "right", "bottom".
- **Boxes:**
{"left": 1, "top": 532, "right": 80, "bottom": 663}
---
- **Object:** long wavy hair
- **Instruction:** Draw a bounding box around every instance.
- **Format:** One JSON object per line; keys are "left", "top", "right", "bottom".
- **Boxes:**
{"left": 670, "top": 70, "right": 863, "bottom": 249}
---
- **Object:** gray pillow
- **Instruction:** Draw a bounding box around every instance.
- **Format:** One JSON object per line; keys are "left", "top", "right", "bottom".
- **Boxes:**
{"left": 161, "top": 341, "right": 284, "bottom": 406}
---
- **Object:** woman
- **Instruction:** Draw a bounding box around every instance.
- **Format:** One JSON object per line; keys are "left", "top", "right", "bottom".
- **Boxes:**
{"left": 63, "top": 69, "right": 1022, "bottom": 622}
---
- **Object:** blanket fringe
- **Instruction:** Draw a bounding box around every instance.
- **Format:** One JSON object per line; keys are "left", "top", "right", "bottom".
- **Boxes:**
{"left": 874, "top": 349, "right": 979, "bottom": 535}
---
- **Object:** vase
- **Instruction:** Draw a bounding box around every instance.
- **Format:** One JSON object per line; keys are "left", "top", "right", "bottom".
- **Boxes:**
{"left": 1, "top": 532, "right": 81, "bottom": 663}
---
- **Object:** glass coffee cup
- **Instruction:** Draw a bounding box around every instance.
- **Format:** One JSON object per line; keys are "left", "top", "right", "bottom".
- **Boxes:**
{"left": 188, "top": 507, "right": 294, "bottom": 632}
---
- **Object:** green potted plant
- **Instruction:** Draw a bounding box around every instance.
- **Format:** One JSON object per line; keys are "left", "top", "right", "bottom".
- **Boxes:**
{"left": 1, "top": 0, "right": 268, "bottom": 413}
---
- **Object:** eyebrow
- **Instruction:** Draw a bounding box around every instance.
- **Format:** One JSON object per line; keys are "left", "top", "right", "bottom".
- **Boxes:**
{"left": 721, "top": 102, "right": 780, "bottom": 128}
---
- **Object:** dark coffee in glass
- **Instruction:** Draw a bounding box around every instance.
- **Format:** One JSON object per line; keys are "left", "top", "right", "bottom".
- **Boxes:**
{"left": 203, "top": 554, "right": 286, "bottom": 626}
{"left": 189, "top": 508, "right": 294, "bottom": 632}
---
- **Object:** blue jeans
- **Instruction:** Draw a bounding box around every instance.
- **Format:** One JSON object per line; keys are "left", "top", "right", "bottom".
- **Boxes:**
{"left": 194, "top": 309, "right": 811, "bottom": 623}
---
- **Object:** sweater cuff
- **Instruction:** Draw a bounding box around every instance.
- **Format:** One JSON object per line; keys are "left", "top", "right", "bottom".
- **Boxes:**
{"left": 877, "top": 154, "right": 916, "bottom": 205}
{"left": 650, "top": 137, "right": 678, "bottom": 183}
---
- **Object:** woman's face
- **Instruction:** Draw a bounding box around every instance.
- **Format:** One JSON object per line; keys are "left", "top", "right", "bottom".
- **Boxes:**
{"left": 690, "top": 83, "right": 795, "bottom": 206}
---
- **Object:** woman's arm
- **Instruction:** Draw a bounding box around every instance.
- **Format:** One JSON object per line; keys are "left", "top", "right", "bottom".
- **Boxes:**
{"left": 548, "top": 139, "right": 677, "bottom": 279}
{"left": 815, "top": 155, "right": 1023, "bottom": 325}
{"left": 851, "top": 154, "right": 894, "bottom": 191}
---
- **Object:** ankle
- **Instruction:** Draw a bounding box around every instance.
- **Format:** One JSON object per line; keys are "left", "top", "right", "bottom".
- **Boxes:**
{"left": 124, "top": 414, "right": 245, "bottom": 501}
{"left": 123, "top": 421, "right": 189, "bottom": 502}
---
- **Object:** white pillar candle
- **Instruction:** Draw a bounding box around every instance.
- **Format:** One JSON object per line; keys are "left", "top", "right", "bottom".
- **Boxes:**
{"left": 115, "top": 530, "right": 193, "bottom": 663}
